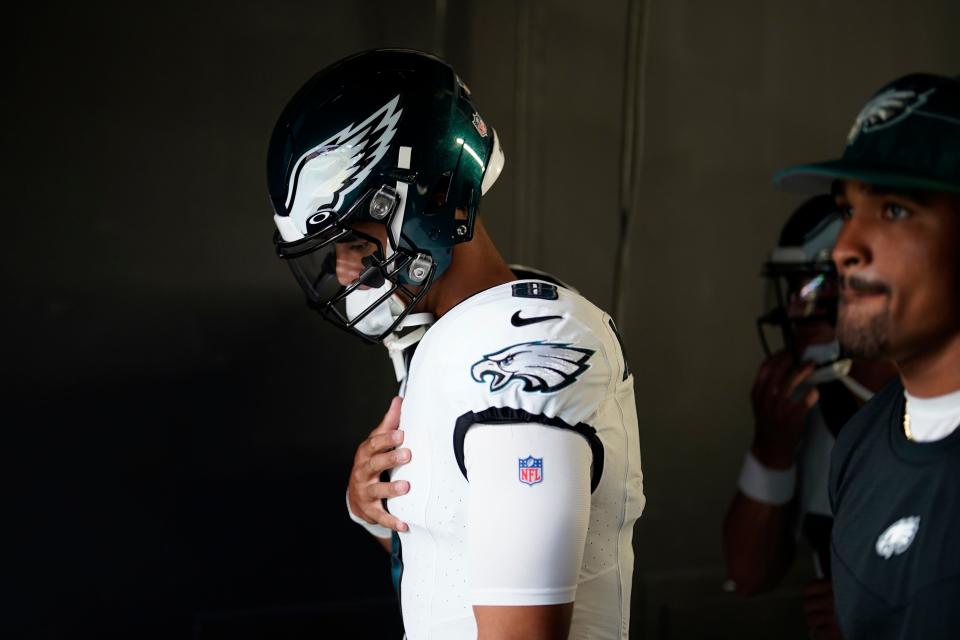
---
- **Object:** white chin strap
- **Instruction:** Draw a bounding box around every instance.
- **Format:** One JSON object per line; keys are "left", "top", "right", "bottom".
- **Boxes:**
{"left": 382, "top": 313, "right": 435, "bottom": 382}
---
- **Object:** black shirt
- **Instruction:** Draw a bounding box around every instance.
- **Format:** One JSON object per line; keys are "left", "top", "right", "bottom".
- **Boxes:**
{"left": 830, "top": 379, "right": 960, "bottom": 639}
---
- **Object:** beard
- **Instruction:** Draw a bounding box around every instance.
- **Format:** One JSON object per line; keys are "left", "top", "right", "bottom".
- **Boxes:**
{"left": 836, "top": 300, "right": 892, "bottom": 359}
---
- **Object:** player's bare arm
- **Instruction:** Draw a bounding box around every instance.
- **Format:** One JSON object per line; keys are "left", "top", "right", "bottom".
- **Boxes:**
{"left": 473, "top": 604, "right": 573, "bottom": 640}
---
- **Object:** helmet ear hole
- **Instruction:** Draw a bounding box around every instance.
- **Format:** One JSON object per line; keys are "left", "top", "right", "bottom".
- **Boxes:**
{"left": 430, "top": 172, "right": 452, "bottom": 209}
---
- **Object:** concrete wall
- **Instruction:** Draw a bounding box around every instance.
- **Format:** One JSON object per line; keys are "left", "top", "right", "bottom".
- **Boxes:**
{"left": 8, "top": 1, "right": 960, "bottom": 637}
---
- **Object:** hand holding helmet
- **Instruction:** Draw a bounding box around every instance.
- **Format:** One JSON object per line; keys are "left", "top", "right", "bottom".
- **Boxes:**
{"left": 750, "top": 351, "right": 820, "bottom": 468}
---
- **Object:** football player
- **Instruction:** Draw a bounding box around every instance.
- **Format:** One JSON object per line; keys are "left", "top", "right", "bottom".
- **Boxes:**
{"left": 723, "top": 195, "right": 895, "bottom": 640}
{"left": 266, "top": 49, "right": 645, "bottom": 639}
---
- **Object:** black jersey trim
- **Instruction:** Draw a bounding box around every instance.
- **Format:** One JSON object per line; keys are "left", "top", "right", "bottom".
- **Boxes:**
{"left": 607, "top": 318, "right": 630, "bottom": 381}
{"left": 453, "top": 408, "right": 604, "bottom": 492}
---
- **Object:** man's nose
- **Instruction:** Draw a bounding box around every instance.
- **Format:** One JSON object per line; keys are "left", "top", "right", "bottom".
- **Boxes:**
{"left": 832, "top": 217, "right": 871, "bottom": 272}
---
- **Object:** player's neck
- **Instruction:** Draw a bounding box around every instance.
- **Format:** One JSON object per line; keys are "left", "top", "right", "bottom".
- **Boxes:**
{"left": 897, "top": 330, "right": 960, "bottom": 397}
{"left": 423, "top": 218, "right": 515, "bottom": 318}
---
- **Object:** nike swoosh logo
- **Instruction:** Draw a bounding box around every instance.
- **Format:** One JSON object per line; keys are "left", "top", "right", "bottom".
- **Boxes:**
{"left": 511, "top": 311, "right": 563, "bottom": 327}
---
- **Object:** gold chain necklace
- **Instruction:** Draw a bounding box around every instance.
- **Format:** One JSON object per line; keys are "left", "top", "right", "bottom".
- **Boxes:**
{"left": 903, "top": 410, "right": 914, "bottom": 441}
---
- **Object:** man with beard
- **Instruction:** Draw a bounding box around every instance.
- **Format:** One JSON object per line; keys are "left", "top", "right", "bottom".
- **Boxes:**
{"left": 774, "top": 73, "right": 960, "bottom": 639}
{"left": 724, "top": 195, "right": 895, "bottom": 640}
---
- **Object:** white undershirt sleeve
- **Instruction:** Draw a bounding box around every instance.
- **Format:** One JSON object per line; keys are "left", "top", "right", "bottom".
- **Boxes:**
{"left": 464, "top": 422, "right": 592, "bottom": 606}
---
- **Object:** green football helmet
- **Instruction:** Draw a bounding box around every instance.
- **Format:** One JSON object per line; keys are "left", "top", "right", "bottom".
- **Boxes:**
{"left": 267, "top": 49, "right": 504, "bottom": 343}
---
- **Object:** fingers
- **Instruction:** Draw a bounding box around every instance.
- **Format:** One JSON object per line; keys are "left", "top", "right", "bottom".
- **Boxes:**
{"left": 370, "top": 396, "right": 403, "bottom": 436}
{"left": 752, "top": 350, "right": 791, "bottom": 403}
{"left": 347, "top": 396, "right": 412, "bottom": 535}
{"left": 364, "top": 429, "right": 404, "bottom": 458}
{"left": 365, "top": 447, "right": 412, "bottom": 476}
{"left": 802, "top": 387, "right": 820, "bottom": 410}
{"left": 375, "top": 512, "right": 409, "bottom": 533}
{"left": 367, "top": 479, "right": 411, "bottom": 500}
{"left": 783, "top": 360, "right": 817, "bottom": 399}
{"left": 352, "top": 497, "right": 410, "bottom": 533}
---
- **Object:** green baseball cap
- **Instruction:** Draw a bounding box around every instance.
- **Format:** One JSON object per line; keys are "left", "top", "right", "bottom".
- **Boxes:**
{"left": 775, "top": 73, "right": 960, "bottom": 194}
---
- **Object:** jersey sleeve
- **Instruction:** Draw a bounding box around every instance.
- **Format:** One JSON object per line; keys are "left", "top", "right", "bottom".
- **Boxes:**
{"left": 464, "top": 422, "right": 592, "bottom": 606}
{"left": 450, "top": 293, "right": 621, "bottom": 493}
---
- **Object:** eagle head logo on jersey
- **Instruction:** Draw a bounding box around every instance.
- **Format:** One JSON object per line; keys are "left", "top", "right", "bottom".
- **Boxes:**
{"left": 846, "top": 88, "right": 933, "bottom": 145}
{"left": 470, "top": 341, "right": 595, "bottom": 393}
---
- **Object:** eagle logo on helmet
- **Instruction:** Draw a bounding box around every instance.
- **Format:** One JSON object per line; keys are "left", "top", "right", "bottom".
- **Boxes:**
{"left": 847, "top": 88, "right": 934, "bottom": 145}
{"left": 471, "top": 341, "right": 595, "bottom": 393}
{"left": 283, "top": 95, "right": 403, "bottom": 237}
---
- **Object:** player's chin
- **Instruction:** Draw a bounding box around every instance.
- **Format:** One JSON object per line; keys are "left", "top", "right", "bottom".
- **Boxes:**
{"left": 836, "top": 309, "right": 891, "bottom": 359}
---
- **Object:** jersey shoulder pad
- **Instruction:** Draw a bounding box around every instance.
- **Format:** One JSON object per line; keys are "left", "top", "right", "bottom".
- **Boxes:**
{"left": 423, "top": 282, "right": 618, "bottom": 425}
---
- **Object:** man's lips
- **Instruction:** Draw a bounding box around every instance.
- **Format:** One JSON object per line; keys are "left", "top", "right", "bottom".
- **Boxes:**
{"left": 839, "top": 275, "right": 890, "bottom": 303}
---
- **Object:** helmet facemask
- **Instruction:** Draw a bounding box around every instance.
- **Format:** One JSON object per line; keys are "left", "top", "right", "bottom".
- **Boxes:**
{"left": 755, "top": 204, "right": 860, "bottom": 387}
{"left": 275, "top": 182, "right": 437, "bottom": 344}
{"left": 756, "top": 258, "right": 840, "bottom": 361}
{"left": 267, "top": 50, "right": 506, "bottom": 344}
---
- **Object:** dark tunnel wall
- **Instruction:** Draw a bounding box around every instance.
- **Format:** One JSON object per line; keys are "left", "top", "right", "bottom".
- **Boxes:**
{"left": 6, "top": 1, "right": 960, "bottom": 639}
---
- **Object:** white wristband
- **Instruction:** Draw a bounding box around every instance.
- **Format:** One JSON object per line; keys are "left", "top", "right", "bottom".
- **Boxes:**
{"left": 345, "top": 490, "right": 393, "bottom": 539}
{"left": 737, "top": 451, "right": 796, "bottom": 506}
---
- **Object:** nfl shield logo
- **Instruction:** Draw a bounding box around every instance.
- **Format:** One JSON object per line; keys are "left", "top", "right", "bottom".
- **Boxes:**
{"left": 518, "top": 455, "right": 543, "bottom": 486}
{"left": 472, "top": 112, "right": 489, "bottom": 137}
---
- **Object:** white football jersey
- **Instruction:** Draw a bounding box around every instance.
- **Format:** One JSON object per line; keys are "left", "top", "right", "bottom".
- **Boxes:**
{"left": 388, "top": 279, "right": 645, "bottom": 639}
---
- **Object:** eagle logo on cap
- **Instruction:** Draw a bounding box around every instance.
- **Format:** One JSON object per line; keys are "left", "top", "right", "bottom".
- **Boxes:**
{"left": 847, "top": 88, "right": 934, "bottom": 145}
{"left": 471, "top": 341, "right": 594, "bottom": 393}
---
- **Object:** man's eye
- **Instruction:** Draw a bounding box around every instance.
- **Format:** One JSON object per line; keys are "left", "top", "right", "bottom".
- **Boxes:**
{"left": 346, "top": 240, "right": 371, "bottom": 252}
{"left": 838, "top": 205, "right": 853, "bottom": 221}
{"left": 883, "top": 203, "right": 912, "bottom": 221}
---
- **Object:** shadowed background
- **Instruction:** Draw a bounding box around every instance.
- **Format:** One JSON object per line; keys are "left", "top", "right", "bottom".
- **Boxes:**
{"left": 6, "top": 1, "right": 960, "bottom": 638}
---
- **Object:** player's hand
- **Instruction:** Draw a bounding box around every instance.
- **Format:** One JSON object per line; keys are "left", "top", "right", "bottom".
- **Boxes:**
{"left": 750, "top": 350, "right": 819, "bottom": 468}
{"left": 347, "top": 396, "right": 411, "bottom": 532}
{"left": 802, "top": 580, "right": 843, "bottom": 640}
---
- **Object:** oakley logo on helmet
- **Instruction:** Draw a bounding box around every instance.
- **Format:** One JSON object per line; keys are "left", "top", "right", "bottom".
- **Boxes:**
{"left": 470, "top": 341, "right": 594, "bottom": 393}
{"left": 284, "top": 95, "right": 403, "bottom": 237}
{"left": 307, "top": 210, "right": 333, "bottom": 228}
{"left": 847, "top": 88, "right": 935, "bottom": 144}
